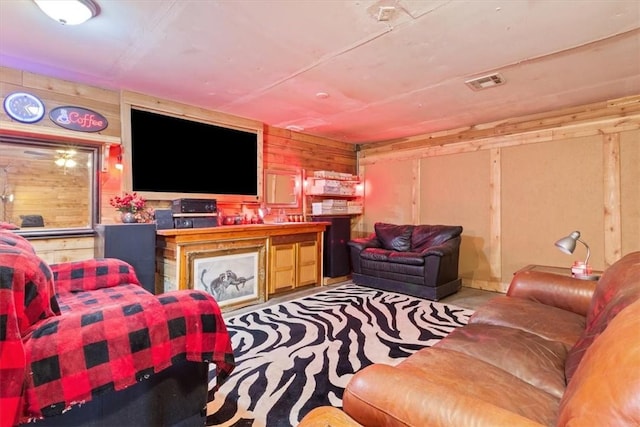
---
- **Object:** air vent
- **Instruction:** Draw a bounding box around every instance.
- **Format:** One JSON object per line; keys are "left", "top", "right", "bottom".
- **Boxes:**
{"left": 465, "top": 73, "right": 505, "bottom": 91}
{"left": 377, "top": 6, "right": 395, "bottom": 21}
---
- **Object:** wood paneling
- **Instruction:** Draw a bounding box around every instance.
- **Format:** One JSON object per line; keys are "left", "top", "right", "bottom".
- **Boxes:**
{"left": 420, "top": 150, "right": 495, "bottom": 289}
{"left": 359, "top": 96, "right": 640, "bottom": 292}
{"left": 1, "top": 66, "right": 357, "bottom": 263}
{"left": 501, "top": 137, "right": 604, "bottom": 279}
{"left": 620, "top": 131, "right": 640, "bottom": 258}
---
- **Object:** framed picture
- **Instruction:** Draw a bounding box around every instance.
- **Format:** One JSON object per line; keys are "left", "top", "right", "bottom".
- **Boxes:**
{"left": 187, "top": 244, "right": 265, "bottom": 311}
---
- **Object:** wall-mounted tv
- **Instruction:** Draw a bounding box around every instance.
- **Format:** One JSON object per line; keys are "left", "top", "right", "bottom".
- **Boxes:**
{"left": 129, "top": 107, "right": 262, "bottom": 201}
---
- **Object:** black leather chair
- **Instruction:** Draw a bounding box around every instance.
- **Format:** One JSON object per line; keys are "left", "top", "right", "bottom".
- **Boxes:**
{"left": 347, "top": 222, "right": 463, "bottom": 301}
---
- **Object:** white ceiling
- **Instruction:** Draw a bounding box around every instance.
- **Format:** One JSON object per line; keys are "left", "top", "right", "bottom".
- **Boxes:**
{"left": 1, "top": 0, "right": 639, "bottom": 144}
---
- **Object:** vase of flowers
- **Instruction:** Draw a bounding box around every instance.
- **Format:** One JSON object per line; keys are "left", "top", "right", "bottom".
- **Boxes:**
{"left": 121, "top": 211, "right": 137, "bottom": 223}
{"left": 110, "top": 192, "right": 154, "bottom": 224}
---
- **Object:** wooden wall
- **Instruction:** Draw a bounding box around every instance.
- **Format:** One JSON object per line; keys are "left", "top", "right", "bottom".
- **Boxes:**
{"left": 3, "top": 64, "right": 637, "bottom": 287}
{"left": 357, "top": 96, "right": 640, "bottom": 292}
{"left": 0, "top": 66, "right": 357, "bottom": 262}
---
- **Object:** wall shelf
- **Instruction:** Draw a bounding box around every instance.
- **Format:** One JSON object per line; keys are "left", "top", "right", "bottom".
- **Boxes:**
{"left": 304, "top": 171, "right": 363, "bottom": 217}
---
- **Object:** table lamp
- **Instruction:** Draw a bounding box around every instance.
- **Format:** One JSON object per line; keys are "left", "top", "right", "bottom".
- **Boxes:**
{"left": 554, "top": 230, "right": 599, "bottom": 280}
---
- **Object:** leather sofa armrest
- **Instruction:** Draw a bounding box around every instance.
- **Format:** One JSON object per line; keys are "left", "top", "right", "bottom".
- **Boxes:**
{"left": 346, "top": 234, "right": 380, "bottom": 252}
{"left": 347, "top": 235, "right": 380, "bottom": 274}
{"left": 342, "top": 364, "right": 544, "bottom": 427}
{"left": 507, "top": 271, "right": 596, "bottom": 316}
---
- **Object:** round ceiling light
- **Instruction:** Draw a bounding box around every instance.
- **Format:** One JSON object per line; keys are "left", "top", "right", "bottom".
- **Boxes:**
{"left": 34, "top": 0, "right": 99, "bottom": 25}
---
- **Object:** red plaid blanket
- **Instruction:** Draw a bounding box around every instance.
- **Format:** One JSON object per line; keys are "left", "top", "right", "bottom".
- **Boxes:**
{"left": 0, "top": 230, "right": 235, "bottom": 426}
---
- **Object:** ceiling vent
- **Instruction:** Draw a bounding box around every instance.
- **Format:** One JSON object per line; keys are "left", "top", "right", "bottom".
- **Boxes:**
{"left": 465, "top": 73, "right": 505, "bottom": 91}
{"left": 377, "top": 6, "right": 395, "bottom": 21}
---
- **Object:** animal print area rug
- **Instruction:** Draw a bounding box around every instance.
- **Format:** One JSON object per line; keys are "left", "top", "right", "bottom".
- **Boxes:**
{"left": 206, "top": 283, "right": 474, "bottom": 427}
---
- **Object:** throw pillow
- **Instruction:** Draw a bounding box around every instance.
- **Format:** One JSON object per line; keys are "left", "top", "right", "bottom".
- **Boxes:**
{"left": 374, "top": 222, "right": 413, "bottom": 252}
{"left": 411, "top": 225, "right": 463, "bottom": 251}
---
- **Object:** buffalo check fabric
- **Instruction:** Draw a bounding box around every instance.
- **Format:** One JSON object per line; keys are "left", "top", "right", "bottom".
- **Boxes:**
{"left": 0, "top": 229, "right": 235, "bottom": 426}
{"left": 0, "top": 231, "right": 60, "bottom": 427}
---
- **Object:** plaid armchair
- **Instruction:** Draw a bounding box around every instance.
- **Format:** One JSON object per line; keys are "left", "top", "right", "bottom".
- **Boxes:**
{"left": 0, "top": 228, "right": 235, "bottom": 426}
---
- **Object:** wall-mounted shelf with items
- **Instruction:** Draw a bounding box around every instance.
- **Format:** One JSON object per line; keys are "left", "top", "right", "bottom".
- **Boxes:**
{"left": 305, "top": 170, "right": 363, "bottom": 217}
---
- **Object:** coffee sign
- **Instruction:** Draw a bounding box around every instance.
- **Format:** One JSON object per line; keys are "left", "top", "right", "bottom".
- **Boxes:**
{"left": 49, "top": 106, "right": 108, "bottom": 132}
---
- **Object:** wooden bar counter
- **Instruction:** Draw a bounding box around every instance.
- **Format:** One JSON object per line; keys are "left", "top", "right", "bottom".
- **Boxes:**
{"left": 156, "top": 222, "right": 329, "bottom": 308}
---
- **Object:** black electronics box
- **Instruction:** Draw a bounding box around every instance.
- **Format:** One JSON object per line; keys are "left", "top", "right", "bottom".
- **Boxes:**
{"left": 171, "top": 198, "right": 217, "bottom": 214}
{"left": 174, "top": 216, "right": 218, "bottom": 229}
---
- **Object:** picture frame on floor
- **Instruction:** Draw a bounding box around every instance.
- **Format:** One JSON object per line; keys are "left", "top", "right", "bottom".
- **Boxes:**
{"left": 187, "top": 243, "right": 265, "bottom": 311}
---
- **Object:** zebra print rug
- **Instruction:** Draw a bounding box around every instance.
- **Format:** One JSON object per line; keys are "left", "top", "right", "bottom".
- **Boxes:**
{"left": 206, "top": 282, "right": 474, "bottom": 427}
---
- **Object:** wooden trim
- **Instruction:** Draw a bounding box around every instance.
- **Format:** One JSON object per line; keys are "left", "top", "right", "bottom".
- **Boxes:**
{"left": 411, "top": 159, "right": 420, "bottom": 223}
{"left": 0, "top": 121, "right": 120, "bottom": 145}
{"left": 603, "top": 133, "right": 622, "bottom": 267}
{"left": 361, "top": 94, "right": 640, "bottom": 156}
{"left": 121, "top": 90, "right": 263, "bottom": 130}
{"left": 359, "top": 109, "right": 640, "bottom": 165}
{"left": 489, "top": 148, "right": 501, "bottom": 280}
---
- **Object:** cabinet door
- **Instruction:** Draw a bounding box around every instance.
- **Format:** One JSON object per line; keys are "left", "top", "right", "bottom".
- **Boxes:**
{"left": 270, "top": 243, "right": 296, "bottom": 293}
{"left": 297, "top": 241, "right": 318, "bottom": 286}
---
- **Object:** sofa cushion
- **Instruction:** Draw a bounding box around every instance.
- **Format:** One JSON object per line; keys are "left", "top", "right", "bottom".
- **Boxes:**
{"left": 564, "top": 251, "right": 640, "bottom": 383}
{"left": 374, "top": 223, "right": 413, "bottom": 252}
{"left": 558, "top": 298, "right": 640, "bottom": 426}
{"left": 360, "top": 248, "right": 392, "bottom": 261}
{"left": 387, "top": 251, "right": 425, "bottom": 266}
{"left": 469, "top": 296, "right": 585, "bottom": 347}
{"left": 396, "top": 348, "right": 560, "bottom": 426}
{"left": 411, "top": 225, "right": 463, "bottom": 252}
{"left": 436, "top": 323, "right": 568, "bottom": 398}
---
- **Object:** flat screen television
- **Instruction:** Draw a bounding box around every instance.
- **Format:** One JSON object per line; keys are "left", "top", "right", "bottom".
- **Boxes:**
{"left": 129, "top": 107, "right": 262, "bottom": 201}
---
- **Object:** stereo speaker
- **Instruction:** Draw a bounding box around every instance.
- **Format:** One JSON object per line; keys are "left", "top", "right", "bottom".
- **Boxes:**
{"left": 314, "top": 215, "right": 351, "bottom": 277}
{"left": 155, "top": 209, "right": 174, "bottom": 230}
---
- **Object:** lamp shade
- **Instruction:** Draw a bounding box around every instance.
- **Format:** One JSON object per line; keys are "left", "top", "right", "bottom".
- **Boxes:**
{"left": 34, "top": 0, "right": 98, "bottom": 25}
{"left": 555, "top": 230, "right": 591, "bottom": 266}
{"left": 554, "top": 231, "right": 581, "bottom": 255}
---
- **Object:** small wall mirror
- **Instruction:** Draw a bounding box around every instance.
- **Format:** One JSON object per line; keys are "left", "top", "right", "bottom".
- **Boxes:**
{"left": 264, "top": 169, "right": 300, "bottom": 207}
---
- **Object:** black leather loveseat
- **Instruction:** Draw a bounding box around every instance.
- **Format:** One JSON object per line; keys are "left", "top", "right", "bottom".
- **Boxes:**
{"left": 347, "top": 222, "right": 463, "bottom": 301}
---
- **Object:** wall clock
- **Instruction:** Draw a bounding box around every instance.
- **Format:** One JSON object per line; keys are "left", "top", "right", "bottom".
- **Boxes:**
{"left": 3, "top": 92, "right": 46, "bottom": 123}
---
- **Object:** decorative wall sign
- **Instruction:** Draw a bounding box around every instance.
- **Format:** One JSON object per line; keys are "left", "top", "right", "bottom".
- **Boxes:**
{"left": 49, "top": 106, "right": 108, "bottom": 132}
{"left": 3, "top": 92, "right": 45, "bottom": 123}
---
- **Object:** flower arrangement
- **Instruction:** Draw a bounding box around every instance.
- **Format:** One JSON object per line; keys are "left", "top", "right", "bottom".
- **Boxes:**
{"left": 110, "top": 192, "right": 154, "bottom": 223}
{"left": 110, "top": 192, "right": 146, "bottom": 213}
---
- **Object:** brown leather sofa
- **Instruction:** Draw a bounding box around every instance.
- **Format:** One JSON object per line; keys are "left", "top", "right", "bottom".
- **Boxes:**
{"left": 348, "top": 223, "right": 463, "bottom": 301}
{"left": 299, "top": 250, "right": 640, "bottom": 426}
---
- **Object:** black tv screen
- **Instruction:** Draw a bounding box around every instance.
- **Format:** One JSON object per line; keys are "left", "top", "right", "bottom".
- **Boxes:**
{"left": 129, "top": 108, "right": 261, "bottom": 200}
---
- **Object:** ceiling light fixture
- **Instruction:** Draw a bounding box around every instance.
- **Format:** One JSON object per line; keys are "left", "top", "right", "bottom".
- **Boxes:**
{"left": 34, "top": 0, "right": 99, "bottom": 25}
